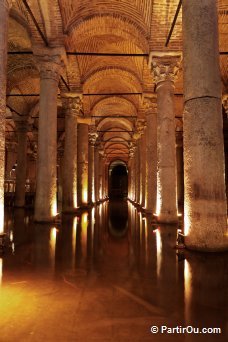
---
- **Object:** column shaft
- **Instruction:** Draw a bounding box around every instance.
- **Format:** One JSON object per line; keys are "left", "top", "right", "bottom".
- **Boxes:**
{"left": 0, "top": 0, "right": 11, "bottom": 231}
{"left": 183, "top": 0, "right": 228, "bottom": 250}
{"left": 144, "top": 97, "right": 157, "bottom": 214}
{"left": 15, "top": 122, "right": 28, "bottom": 207}
{"left": 35, "top": 54, "right": 63, "bottom": 222}
{"left": 156, "top": 80, "right": 178, "bottom": 222}
{"left": 77, "top": 123, "right": 88, "bottom": 207}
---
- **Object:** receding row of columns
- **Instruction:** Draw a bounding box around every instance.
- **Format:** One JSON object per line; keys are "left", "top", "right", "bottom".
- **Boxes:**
{"left": 0, "top": 0, "right": 227, "bottom": 251}
{"left": 128, "top": 0, "right": 228, "bottom": 251}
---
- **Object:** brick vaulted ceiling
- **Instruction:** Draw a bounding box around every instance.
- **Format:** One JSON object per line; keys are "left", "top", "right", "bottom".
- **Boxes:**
{"left": 6, "top": 0, "right": 228, "bottom": 163}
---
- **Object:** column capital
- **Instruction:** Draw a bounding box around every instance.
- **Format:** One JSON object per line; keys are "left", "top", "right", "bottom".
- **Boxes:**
{"left": 149, "top": 52, "right": 182, "bottom": 85}
{"left": 222, "top": 94, "right": 228, "bottom": 118}
{"left": 133, "top": 119, "right": 146, "bottom": 140}
{"left": 33, "top": 47, "right": 67, "bottom": 82}
{"left": 63, "top": 93, "right": 83, "bottom": 117}
{"left": 88, "top": 125, "right": 98, "bottom": 146}
{"left": 143, "top": 94, "right": 157, "bottom": 116}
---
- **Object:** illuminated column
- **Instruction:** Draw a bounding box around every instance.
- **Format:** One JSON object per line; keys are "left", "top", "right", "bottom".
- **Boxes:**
{"left": 15, "top": 119, "right": 28, "bottom": 207}
{"left": 5, "top": 142, "right": 17, "bottom": 179}
{"left": 88, "top": 125, "right": 98, "bottom": 204}
{"left": 62, "top": 94, "right": 82, "bottom": 212}
{"left": 128, "top": 152, "right": 133, "bottom": 199}
{"left": 34, "top": 48, "right": 65, "bottom": 222}
{"left": 77, "top": 123, "right": 89, "bottom": 207}
{"left": 134, "top": 119, "right": 145, "bottom": 205}
{"left": 183, "top": 0, "right": 228, "bottom": 251}
{"left": 98, "top": 150, "right": 104, "bottom": 200}
{"left": 143, "top": 95, "right": 157, "bottom": 214}
{"left": 0, "top": 0, "right": 12, "bottom": 232}
{"left": 94, "top": 144, "right": 99, "bottom": 202}
{"left": 149, "top": 53, "right": 181, "bottom": 223}
{"left": 140, "top": 131, "right": 146, "bottom": 207}
{"left": 176, "top": 129, "right": 184, "bottom": 208}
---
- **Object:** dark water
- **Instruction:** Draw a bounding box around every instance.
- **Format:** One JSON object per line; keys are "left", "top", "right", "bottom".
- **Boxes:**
{"left": 0, "top": 200, "right": 227, "bottom": 341}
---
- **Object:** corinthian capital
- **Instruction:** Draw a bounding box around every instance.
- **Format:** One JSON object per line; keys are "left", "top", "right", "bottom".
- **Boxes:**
{"left": 149, "top": 52, "right": 182, "bottom": 85}
{"left": 34, "top": 47, "right": 67, "bottom": 82}
{"left": 222, "top": 94, "right": 228, "bottom": 118}
{"left": 143, "top": 94, "right": 157, "bottom": 116}
{"left": 63, "top": 93, "right": 83, "bottom": 117}
{"left": 133, "top": 119, "right": 146, "bottom": 140}
{"left": 88, "top": 125, "right": 98, "bottom": 145}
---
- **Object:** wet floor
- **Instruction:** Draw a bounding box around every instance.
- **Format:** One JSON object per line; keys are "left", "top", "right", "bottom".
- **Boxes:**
{"left": 0, "top": 200, "right": 227, "bottom": 341}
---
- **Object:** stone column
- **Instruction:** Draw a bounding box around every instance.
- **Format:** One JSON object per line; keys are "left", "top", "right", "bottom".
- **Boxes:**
{"left": 34, "top": 48, "right": 65, "bottom": 222}
{"left": 149, "top": 52, "right": 181, "bottom": 223}
{"left": 62, "top": 94, "right": 82, "bottom": 213}
{"left": 15, "top": 119, "right": 28, "bottom": 207}
{"left": 176, "top": 130, "right": 184, "bottom": 209}
{"left": 133, "top": 120, "right": 145, "bottom": 205}
{"left": 143, "top": 95, "right": 157, "bottom": 215}
{"left": 5, "top": 142, "right": 17, "bottom": 179}
{"left": 94, "top": 144, "right": 100, "bottom": 202}
{"left": 98, "top": 151, "right": 104, "bottom": 201}
{"left": 77, "top": 123, "right": 89, "bottom": 207}
{"left": 0, "top": 0, "right": 12, "bottom": 231}
{"left": 88, "top": 126, "right": 98, "bottom": 204}
{"left": 182, "top": 0, "right": 228, "bottom": 251}
{"left": 140, "top": 132, "right": 146, "bottom": 207}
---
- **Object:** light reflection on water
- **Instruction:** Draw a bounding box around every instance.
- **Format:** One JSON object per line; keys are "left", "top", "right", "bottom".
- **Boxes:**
{"left": 0, "top": 201, "right": 227, "bottom": 337}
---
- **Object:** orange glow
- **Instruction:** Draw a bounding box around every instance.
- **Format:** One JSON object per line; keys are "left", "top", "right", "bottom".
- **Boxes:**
{"left": 156, "top": 228, "right": 162, "bottom": 277}
{"left": 51, "top": 198, "right": 58, "bottom": 217}
{"left": 50, "top": 227, "right": 57, "bottom": 269}
{"left": 184, "top": 259, "right": 192, "bottom": 322}
{"left": 81, "top": 213, "right": 88, "bottom": 258}
{"left": 0, "top": 258, "right": 2, "bottom": 286}
{"left": 184, "top": 203, "right": 191, "bottom": 235}
{"left": 72, "top": 217, "right": 78, "bottom": 268}
{"left": 155, "top": 171, "right": 162, "bottom": 217}
{"left": 0, "top": 202, "right": 4, "bottom": 234}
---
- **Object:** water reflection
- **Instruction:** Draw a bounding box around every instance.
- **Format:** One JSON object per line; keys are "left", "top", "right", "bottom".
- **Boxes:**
{"left": 0, "top": 201, "right": 227, "bottom": 341}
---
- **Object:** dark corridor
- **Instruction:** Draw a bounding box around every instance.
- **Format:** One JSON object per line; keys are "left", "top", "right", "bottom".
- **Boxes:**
{"left": 109, "top": 164, "right": 128, "bottom": 199}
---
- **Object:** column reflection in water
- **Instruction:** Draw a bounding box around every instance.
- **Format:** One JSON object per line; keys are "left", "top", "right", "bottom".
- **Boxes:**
{"left": 0, "top": 258, "right": 2, "bottom": 286}
{"left": 72, "top": 217, "right": 78, "bottom": 269}
{"left": 34, "top": 224, "right": 57, "bottom": 273}
{"left": 81, "top": 212, "right": 88, "bottom": 264}
{"left": 155, "top": 228, "right": 162, "bottom": 278}
{"left": 184, "top": 254, "right": 228, "bottom": 336}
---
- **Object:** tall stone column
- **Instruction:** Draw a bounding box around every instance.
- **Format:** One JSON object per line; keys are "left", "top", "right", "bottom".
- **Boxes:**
{"left": 34, "top": 48, "right": 65, "bottom": 222}
{"left": 15, "top": 119, "right": 28, "bottom": 207}
{"left": 77, "top": 123, "right": 89, "bottom": 207}
{"left": 143, "top": 95, "right": 157, "bottom": 214}
{"left": 176, "top": 130, "right": 184, "bottom": 208}
{"left": 88, "top": 126, "right": 98, "bottom": 204}
{"left": 182, "top": 0, "right": 228, "bottom": 251}
{"left": 5, "top": 142, "right": 17, "bottom": 179}
{"left": 94, "top": 144, "right": 100, "bottom": 202}
{"left": 149, "top": 52, "right": 181, "bottom": 223}
{"left": 98, "top": 151, "right": 104, "bottom": 201}
{"left": 62, "top": 94, "right": 82, "bottom": 213}
{"left": 0, "top": 0, "right": 12, "bottom": 231}
{"left": 140, "top": 132, "right": 146, "bottom": 207}
{"left": 133, "top": 120, "right": 145, "bottom": 205}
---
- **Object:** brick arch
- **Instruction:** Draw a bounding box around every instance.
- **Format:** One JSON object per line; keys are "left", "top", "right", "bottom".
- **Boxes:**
{"left": 82, "top": 66, "right": 142, "bottom": 87}
{"left": 92, "top": 96, "right": 137, "bottom": 116}
{"left": 66, "top": 11, "right": 149, "bottom": 46}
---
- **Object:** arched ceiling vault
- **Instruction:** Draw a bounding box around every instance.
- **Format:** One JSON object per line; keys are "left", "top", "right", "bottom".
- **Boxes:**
{"left": 5, "top": 0, "right": 228, "bottom": 164}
